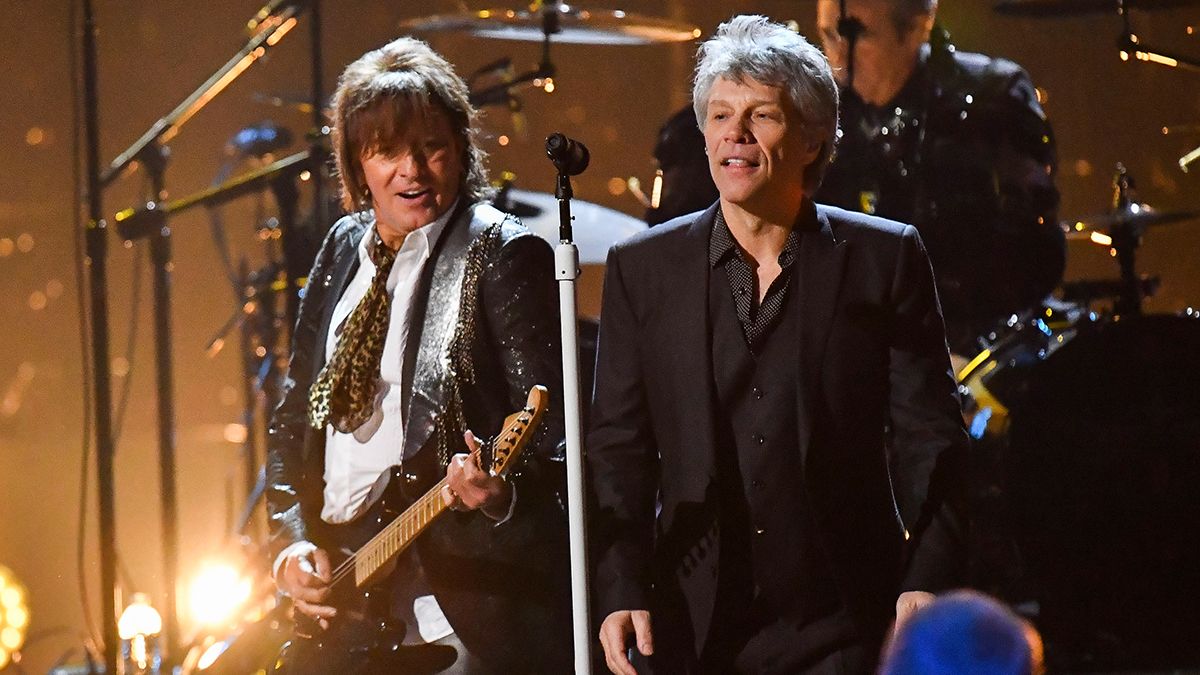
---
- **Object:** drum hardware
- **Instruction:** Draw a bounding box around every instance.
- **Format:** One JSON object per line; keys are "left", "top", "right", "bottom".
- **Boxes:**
{"left": 401, "top": 4, "right": 699, "bottom": 136}
{"left": 114, "top": 150, "right": 324, "bottom": 242}
{"left": 995, "top": 0, "right": 1200, "bottom": 73}
{"left": 1003, "top": 314, "right": 1200, "bottom": 670}
{"left": 399, "top": 2, "right": 702, "bottom": 45}
{"left": 85, "top": 2, "right": 324, "bottom": 665}
{"left": 957, "top": 301, "right": 1090, "bottom": 428}
{"left": 1063, "top": 204, "right": 1198, "bottom": 237}
{"left": 251, "top": 91, "right": 322, "bottom": 116}
{"left": 994, "top": 0, "right": 1199, "bottom": 17}
{"left": 492, "top": 184, "right": 646, "bottom": 265}
{"left": 1056, "top": 165, "right": 1192, "bottom": 315}
{"left": 1058, "top": 275, "right": 1161, "bottom": 304}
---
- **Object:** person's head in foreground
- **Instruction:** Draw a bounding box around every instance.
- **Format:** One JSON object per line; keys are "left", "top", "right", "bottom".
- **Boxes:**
{"left": 879, "top": 590, "right": 1044, "bottom": 675}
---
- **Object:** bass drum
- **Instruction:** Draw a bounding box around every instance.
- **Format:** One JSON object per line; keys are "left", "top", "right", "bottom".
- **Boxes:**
{"left": 1004, "top": 314, "right": 1200, "bottom": 669}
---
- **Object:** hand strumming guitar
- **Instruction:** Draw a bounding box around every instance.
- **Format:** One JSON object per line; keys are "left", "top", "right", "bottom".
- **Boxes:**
{"left": 277, "top": 548, "right": 337, "bottom": 630}
{"left": 442, "top": 430, "right": 515, "bottom": 520}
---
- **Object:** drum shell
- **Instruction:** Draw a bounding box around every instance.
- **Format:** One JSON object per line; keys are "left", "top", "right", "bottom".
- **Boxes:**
{"left": 1004, "top": 314, "right": 1200, "bottom": 668}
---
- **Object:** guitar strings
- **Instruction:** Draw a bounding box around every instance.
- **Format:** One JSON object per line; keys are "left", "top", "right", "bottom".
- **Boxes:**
{"left": 325, "top": 414, "right": 529, "bottom": 589}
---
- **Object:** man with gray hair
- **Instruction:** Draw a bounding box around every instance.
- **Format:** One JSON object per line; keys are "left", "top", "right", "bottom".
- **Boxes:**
{"left": 589, "top": 15, "right": 968, "bottom": 674}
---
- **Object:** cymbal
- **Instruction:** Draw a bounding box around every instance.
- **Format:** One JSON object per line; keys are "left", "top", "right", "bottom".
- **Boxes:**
{"left": 1063, "top": 203, "right": 1198, "bottom": 239}
{"left": 994, "top": 0, "right": 1198, "bottom": 17}
{"left": 498, "top": 188, "right": 645, "bottom": 263}
{"left": 399, "top": 4, "right": 702, "bottom": 45}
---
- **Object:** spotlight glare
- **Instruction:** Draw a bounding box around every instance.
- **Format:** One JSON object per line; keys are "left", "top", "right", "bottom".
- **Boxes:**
{"left": 188, "top": 562, "right": 253, "bottom": 628}
{"left": 1, "top": 627, "right": 20, "bottom": 650}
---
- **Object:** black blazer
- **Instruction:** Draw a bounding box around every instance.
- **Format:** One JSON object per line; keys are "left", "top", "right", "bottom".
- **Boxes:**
{"left": 588, "top": 201, "right": 969, "bottom": 659}
{"left": 266, "top": 202, "right": 572, "bottom": 671}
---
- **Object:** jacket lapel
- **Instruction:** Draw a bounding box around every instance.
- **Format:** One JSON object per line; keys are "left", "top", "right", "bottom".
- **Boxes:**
{"left": 310, "top": 218, "right": 370, "bottom": 382}
{"left": 796, "top": 203, "right": 849, "bottom": 472}
{"left": 664, "top": 204, "right": 722, "bottom": 658}
{"left": 401, "top": 202, "right": 506, "bottom": 461}
{"left": 670, "top": 203, "right": 721, "bottom": 506}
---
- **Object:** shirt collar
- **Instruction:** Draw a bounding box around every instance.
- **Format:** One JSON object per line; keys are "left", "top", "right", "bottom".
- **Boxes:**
{"left": 708, "top": 205, "right": 806, "bottom": 270}
{"left": 359, "top": 198, "right": 460, "bottom": 266}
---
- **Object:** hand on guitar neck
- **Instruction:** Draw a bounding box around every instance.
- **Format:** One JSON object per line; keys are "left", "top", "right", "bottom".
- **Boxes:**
{"left": 441, "top": 429, "right": 515, "bottom": 520}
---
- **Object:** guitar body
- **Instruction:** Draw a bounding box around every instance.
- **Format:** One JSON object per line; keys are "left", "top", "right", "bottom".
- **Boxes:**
{"left": 272, "top": 467, "right": 464, "bottom": 675}
{"left": 270, "top": 386, "right": 549, "bottom": 675}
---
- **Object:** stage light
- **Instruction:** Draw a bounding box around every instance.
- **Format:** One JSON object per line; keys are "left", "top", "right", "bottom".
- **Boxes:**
{"left": 188, "top": 562, "right": 253, "bottom": 629}
{"left": 0, "top": 565, "right": 29, "bottom": 671}
{"left": 118, "top": 592, "right": 162, "bottom": 673}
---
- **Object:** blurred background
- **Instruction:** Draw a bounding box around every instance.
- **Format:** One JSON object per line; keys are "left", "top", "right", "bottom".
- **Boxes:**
{"left": 0, "top": 1, "right": 1197, "bottom": 672}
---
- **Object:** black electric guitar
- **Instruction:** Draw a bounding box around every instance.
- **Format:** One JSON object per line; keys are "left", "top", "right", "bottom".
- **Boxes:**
{"left": 270, "top": 385, "right": 549, "bottom": 674}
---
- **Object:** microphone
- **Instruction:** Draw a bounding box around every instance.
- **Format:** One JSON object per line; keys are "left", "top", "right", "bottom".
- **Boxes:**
{"left": 226, "top": 121, "right": 293, "bottom": 158}
{"left": 545, "top": 133, "right": 590, "bottom": 176}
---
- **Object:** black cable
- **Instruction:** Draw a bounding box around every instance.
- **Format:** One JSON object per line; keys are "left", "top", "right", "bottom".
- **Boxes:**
{"left": 112, "top": 247, "right": 144, "bottom": 443}
{"left": 68, "top": 0, "right": 101, "bottom": 651}
{"left": 206, "top": 157, "right": 244, "bottom": 295}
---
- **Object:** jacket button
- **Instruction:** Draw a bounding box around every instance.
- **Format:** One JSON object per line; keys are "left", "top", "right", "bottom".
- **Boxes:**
{"left": 755, "top": 528, "right": 766, "bottom": 536}
{"left": 753, "top": 434, "right": 765, "bottom": 445}
{"left": 753, "top": 387, "right": 763, "bottom": 399}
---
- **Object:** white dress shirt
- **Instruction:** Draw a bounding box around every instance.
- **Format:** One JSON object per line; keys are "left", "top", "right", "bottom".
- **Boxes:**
{"left": 278, "top": 204, "right": 457, "bottom": 643}
{"left": 320, "top": 208, "right": 452, "bottom": 524}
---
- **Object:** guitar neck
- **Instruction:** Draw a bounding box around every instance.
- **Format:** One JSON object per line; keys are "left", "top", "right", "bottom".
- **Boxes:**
{"left": 353, "top": 476, "right": 449, "bottom": 588}
{"left": 344, "top": 385, "right": 547, "bottom": 590}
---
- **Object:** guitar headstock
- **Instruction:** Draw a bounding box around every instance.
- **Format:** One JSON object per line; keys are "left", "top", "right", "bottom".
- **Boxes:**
{"left": 485, "top": 385, "right": 549, "bottom": 478}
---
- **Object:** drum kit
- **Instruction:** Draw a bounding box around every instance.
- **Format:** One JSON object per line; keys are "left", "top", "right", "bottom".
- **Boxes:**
{"left": 960, "top": 2, "right": 1200, "bottom": 668}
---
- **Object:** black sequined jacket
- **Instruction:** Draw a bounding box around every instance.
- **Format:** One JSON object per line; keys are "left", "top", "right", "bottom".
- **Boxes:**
{"left": 266, "top": 201, "right": 572, "bottom": 670}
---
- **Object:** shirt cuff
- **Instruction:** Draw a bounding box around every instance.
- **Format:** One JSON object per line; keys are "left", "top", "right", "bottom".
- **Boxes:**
{"left": 486, "top": 483, "right": 518, "bottom": 526}
{"left": 272, "top": 541, "right": 318, "bottom": 585}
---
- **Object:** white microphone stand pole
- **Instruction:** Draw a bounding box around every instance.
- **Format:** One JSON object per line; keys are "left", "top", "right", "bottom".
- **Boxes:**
{"left": 546, "top": 133, "right": 594, "bottom": 674}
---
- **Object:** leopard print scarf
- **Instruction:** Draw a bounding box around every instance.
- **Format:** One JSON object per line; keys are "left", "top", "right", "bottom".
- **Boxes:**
{"left": 307, "top": 231, "right": 396, "bottom": 433}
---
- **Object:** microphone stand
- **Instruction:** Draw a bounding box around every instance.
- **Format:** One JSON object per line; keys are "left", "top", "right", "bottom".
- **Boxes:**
{"left": 99, "top": 1, "right": 310, "bottom": 666}
{"left": 837, "top": 0, "right": 863, "bottom": 93}
{"left": 546, "top": 137, "right": 593, "bottom": 675}
{"left": 78, "top": 1, "right": 120, "bottom": 672}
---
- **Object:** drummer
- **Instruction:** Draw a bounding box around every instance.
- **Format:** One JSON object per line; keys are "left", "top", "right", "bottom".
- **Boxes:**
{"left": 648, "top": 1, "right": 1065, "bottom": 353}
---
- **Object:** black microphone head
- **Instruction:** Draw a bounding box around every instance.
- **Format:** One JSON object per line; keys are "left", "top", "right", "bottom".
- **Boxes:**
{"left": 546, "top": 132, "right": 590, "bottom": 176}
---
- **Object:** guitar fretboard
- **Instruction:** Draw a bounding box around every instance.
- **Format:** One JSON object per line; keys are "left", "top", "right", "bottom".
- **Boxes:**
{"left": 354, "top": 476, "right": 449, "bottom": 586}
{"left": 345, "top": 401, "right": 538, "bottom": 588}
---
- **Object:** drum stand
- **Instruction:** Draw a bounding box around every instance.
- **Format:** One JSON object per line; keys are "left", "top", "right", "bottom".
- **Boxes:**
{"left": 1116, "top": 0, "right": 1200, "bottom": 74}
{"left": 1109, "top": 166, "right": 1150, "bottom": 316}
